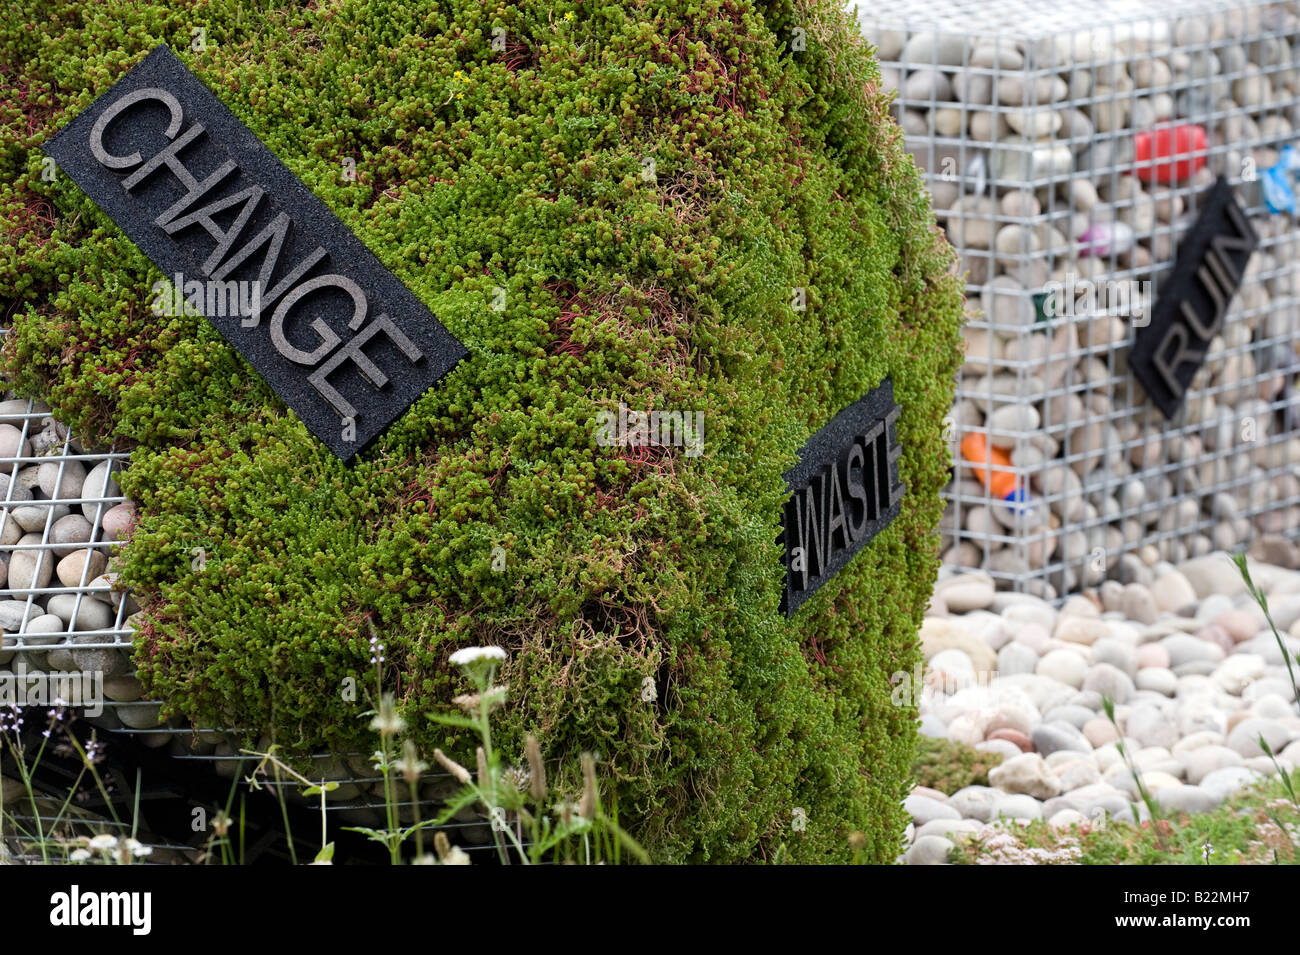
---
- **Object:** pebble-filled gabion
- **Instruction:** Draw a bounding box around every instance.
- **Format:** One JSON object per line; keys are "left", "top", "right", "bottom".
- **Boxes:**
{"left": 0, "top": 392, "right": 139, "bottom": 709}
{"left": 853, "top": 0, "right": 1300, "bottom": 598}
{"left": 0, "top": 391, "right": 494, "bottom": 858}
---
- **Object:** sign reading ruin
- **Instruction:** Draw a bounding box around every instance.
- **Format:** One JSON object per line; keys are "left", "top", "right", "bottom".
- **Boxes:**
{"left": 1130, "top": 177, "right": 1257, "bottom": 419}
{"left": 43, "top": 45, "right": 467, "bottom": 461}
{"left": 780, "top": 379, "right": 905, "bottom": 616}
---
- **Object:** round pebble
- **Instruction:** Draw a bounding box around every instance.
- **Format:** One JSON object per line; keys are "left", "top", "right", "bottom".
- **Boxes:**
{"left": 79, "top": 460, "right": 122, "bottom": 522}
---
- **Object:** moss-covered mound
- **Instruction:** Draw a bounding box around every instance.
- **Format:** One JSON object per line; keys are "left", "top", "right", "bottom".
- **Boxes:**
{"left": 1, "top": 0, "right": 962, "bottom": 862}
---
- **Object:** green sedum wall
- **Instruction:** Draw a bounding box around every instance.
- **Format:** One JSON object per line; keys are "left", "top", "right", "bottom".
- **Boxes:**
{"left": 1, "top": 0, "right": 963, "bottom": 862}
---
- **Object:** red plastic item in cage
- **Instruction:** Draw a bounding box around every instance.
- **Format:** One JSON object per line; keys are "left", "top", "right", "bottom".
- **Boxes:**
{"left": 1134, "top": 124, "right": 1208, "bottom": 183}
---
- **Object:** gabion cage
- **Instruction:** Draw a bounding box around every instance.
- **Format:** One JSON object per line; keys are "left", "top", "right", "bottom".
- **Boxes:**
{"left": 854, "top": 0, "right": 1300, "bottom": 598}
{"left": 0, "top": 392, "right": 140, "bottom": 720}
{"left": 0, "top": 389, "right": 498, "bottom": 861}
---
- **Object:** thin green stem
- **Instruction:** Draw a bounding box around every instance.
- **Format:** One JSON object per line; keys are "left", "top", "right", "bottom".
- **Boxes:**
{"left": 411, "top": 788, "right": 424, "bottom": 860}
{"left": 1232, "top": 553, "right": 1300, "bottom": 717}
{"left": 381, "top": 740, "right": 400, "bottom": 864}
{"left": 272, "top": 761, "right": 298, "bottom": 866}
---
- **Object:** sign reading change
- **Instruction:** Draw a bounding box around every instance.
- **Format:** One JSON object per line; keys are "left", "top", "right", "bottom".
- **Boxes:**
{"left": 779, "top": 379, "right": 905, "bottom": 616}
{"left": 43, "top": 45, "right": 468, "bottom": 461}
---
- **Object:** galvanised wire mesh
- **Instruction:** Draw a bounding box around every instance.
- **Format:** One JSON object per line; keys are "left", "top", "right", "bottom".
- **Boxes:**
{"left": 0, "top": 387, "right": 498, "bottom": 859}
{"left": 853, "top": 0, "right": 1300, "bottom": 598}
{"left": 0, "top": 391, "right": 141, "bottom": 722}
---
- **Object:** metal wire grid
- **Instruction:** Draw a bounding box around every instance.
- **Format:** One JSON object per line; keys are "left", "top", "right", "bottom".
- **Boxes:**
{"left": 168, "top": 749, "right": 503, "bottom": 849}
{"left": 2, "top": 742, "right": 503, "bottom": 862}
{"left": 2, "top": 750, "right": 210, "bottom": 865}
{"left": 0, "top": 396, "right": 139, "bottom": 707}
{"left": 853, "top": 0, "right": 1285, "bottom": 44}
{"left": 0, "top": 390, "right": 500, "bottom": 857}
{"left": 854, "top": 0, "right": 1300, "bottom": 596}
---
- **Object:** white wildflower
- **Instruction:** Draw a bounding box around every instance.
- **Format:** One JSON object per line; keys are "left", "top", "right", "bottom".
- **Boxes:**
{"left": 449, "top": 646, "right": 507, "bottom": 667}
{"left": 444, "top": 846, "right": 472, "bottom": 865}
{"left": 369, "top": 693, "right": 407, "bottom": 737}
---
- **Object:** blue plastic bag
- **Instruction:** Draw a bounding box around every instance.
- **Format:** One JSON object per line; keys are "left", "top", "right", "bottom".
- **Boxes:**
{"left": 1264, "top": 145, "right": 1299, "bottom": 215}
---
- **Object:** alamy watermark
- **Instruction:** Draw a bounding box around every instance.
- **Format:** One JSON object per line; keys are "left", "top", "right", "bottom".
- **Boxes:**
{"left": 595, "top": 402, "right": 704, "bottom": 457}
{"left": 50, "top": 885, "right": 151, "bottom": 935}
{"left": 0, "top": 662, "right": 104, "bottom": 718}
{"left": 888, "top": 661, "right": 1000, "bottom": 709}
{"left": 151, "top": 272, "right": 263, "bottom": 328}
{"left": 1041, "top": 270, "right": 1153, "bottom": 325}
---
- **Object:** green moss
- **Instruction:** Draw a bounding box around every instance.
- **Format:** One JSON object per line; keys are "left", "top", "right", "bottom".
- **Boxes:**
{"left": 1, "top": 0, "right": 963, "bottom": 862}
{"left": 911, "top": 737, "right": 1005, "bottom": 795}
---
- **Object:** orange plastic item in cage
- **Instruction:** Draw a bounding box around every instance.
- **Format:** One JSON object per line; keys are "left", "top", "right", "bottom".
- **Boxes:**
{"left": 960, "top": 432, "right": 1017, "bottom": 500}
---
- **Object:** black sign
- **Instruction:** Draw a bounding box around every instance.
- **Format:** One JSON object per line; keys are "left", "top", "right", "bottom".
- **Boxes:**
{"left": 1130, "top": 177, "right": 1257, "bottom": 419}
{"left": 780, "top": 379, "right": 905, "bottom": 617}
{"left": 42, "top": 45, "right": 468, "bottom": 461}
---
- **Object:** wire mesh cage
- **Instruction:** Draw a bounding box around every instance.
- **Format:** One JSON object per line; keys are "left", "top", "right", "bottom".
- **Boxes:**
{"left": 853, "top": 0, "right": 1300, "bottom": 597}
{"left": 0, "top": 396, "right": 136, "bottom": 695}
{"left": 0, "top": 388, "right": 501, "bottom": 862}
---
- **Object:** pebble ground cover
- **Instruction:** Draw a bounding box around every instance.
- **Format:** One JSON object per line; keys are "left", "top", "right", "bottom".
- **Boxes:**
{"left": 901, "top": 553, "right": 1300, "bottom": 863}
